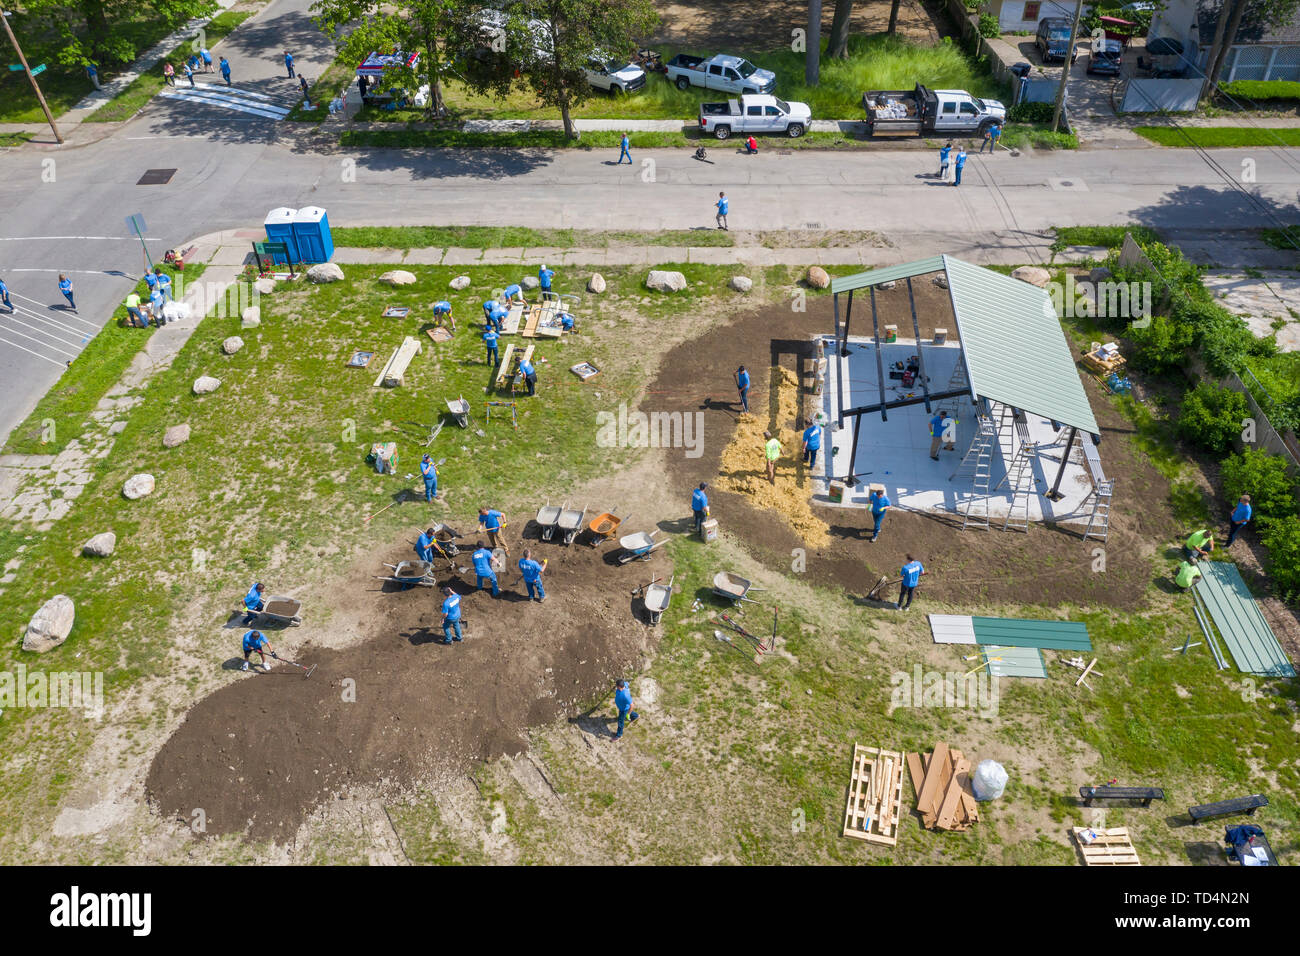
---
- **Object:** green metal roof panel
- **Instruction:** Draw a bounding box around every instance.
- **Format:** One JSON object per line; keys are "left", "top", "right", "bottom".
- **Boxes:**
{"left": 971, "top": 617, "right": 1092, "bottom": 651}
{"left": 982, "top": 645, "right": 1049, "bottom": 678}
{"left": 829, "top": 256, "right": 947, "bottom": 294}
{"left": 941, "top": 256, "right": 1100, "bottom": 436}
{"left": 1196, "top": 562, "right": 1296, "bottom": 677}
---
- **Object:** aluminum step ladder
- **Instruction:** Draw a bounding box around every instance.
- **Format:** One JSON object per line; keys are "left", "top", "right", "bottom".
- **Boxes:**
{"left": 947, "top": 352, "right": 976, "bottom": 407}
{"left": 950, "top": 415, "right": 996, "bottom": 530}
{"left": 1082, "top": 478, "right": 1115, "bottom": 542}
{"left": 998, "top": 442, "right": 1038, "bottom": 532}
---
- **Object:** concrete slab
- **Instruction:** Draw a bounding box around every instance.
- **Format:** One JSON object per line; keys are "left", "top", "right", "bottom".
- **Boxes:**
{"left": 401, "top": 247, "right": 447, "bottom": 265}
{"left": 1201, "top": 271, "right": 1300, "bottom": 350}
{"left": 441, "top": 247, "right": 486, "bottom": 265}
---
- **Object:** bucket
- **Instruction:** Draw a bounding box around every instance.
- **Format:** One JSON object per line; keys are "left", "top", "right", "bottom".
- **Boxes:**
{"left": 828, "top": 481, "right": 845, "bottom": 503}
{"left": 701, "top": 518, "right": 719, "bottom": 542}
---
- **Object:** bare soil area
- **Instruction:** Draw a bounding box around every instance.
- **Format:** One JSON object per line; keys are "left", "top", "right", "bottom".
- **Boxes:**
{"left": 651, "top": 0, "right": 942, "bottom": 51}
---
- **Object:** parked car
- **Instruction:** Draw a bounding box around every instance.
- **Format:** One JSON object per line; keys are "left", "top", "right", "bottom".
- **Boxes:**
{"left": 699, "top": 94, "right": 810, "bottom": 138}
{"left": 861, "top": 84, "right": 1006, "bottom": 137}
{"left": 1036, "top": 17, "right": 1079, "bottom": 64}
{"left": 585, "top": 55, "right": 647, "bottom": 95}
{"left": 665, "top": 53, "right": 776, "bottom": 95}
{"left": 1087, "top": 37, "right": 1124, "bottom": 75}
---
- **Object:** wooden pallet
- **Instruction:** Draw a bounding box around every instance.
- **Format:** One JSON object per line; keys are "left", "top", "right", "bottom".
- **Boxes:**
{"left": 1072, "top": 826, "right": 1141, "bottom": 866}
{"left": 842, "top": 744, "right": 906, "bottom": 846}
{"left": 521, "top": 300, "right": 563, "bottom": 338}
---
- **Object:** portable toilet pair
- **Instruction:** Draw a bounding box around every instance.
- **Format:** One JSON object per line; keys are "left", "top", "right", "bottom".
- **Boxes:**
{"left": 291, "top": 206, "right": 334, "bottom": 263}
{"left": 263, "top": 207, "right": 299, "bottom": 265}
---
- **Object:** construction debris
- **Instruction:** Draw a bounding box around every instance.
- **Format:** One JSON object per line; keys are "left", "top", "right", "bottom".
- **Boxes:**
{"left": 842, "top": 744, "right": 906, "bottom": 845}
{"left": 1071, "top": 826, "right": 1141, "bottom": 866}
{"left": 906, "top": 742, "right": 980, "bottom": 832}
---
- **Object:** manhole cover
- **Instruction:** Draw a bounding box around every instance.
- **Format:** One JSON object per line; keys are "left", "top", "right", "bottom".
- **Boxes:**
{"left": 137, "top": 168, "right": 177, "bottom": 185}
{"left": 1060, "top": 180, "right": 1073, "bottom": 187}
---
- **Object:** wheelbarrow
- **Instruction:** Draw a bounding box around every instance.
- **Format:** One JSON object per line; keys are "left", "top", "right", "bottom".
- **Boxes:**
{"left": 587, "top": 509, "right": 623, "bottom": 547}
{"left": 712, "top": 570, "right": 765, "bottom": 605}
{"left": 378, "top": 560, "right": 437, "bottom": 589}
{"left": 250, "top": 595, "right": 303, "bottom": 626}
{"left": 643, "top": 574, "right": 673, "bottom": 625}
{"left": 617, "top": 529, "right": 664, "bottom": 564}
{"left": 536, "top": 502, "right": 563, "bottom": 541}
{"left": 446, "top": 396, "right": 470, "bottom": 428}
{"left": 557, "top": 503, "right": 586, "bottom": 545}
{"left": 433, "top": 522, "right": 463, "bottom": 556}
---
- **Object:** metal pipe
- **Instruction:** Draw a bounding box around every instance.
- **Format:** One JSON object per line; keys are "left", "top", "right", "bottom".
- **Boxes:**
{"left": 906, "top": 277, "right": 933, "bottom": 413}
{"left": 870, "top": 286, "right": 887, "bottom": 422}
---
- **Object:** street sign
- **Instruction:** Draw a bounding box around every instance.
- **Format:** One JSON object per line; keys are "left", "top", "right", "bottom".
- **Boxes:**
{"left": 30, "top": 63, "right": 45, "bottom": 75}
{"left": 125, "top": 213, "right": 147, "bottom": 235}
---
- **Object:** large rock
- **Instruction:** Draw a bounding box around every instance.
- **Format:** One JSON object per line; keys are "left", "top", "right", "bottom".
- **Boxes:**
{"left": 162, "top": 423, "right": 191, "bottom": 448}
{"left": 1088, "top": 266, "right": 1113, "bottom": 284}
{"left": 241, "top": 306, "right": 261, "bottom": 328}
{"left": 521, "top": 275, "right": 540, "bottom": 290}
{"left": 379, "top": 269, "right": 417, "bottom": 286}
{"left": 933, "top": 273, "right": 949, "bottom": 290}
{"left": 254, "top": 277, "right": 276, "bottom": 295}
{"left": 1011, "top": 266, "right": 1052, "bottom": 289}
{"left": 587, "top": 273, "right": 606, "bottom": 294}
{"left": 82, "top": 532, "right": 116, "bottom": 557}
{"left": 307, "top": 262, "right": 345, "bottom": 284}
{"left": 806, "top": 266, "right": 830, "bottom": 289}
{"left": 449, "top": 275, "right": 471, "bottom": 291}
{"left": 193, "top": 376, "right": 221, "bottom": 395}
{"left": 730, "top": 275, "right": 753, "bottom": 293}
{"left": 222, "top": 336, "right": 244, "bottom": 355}
{"left": 23, "top": 595, "right": 75, "bottom": 654}
{"left": 122, "top": 473, "right": 155, "bottom": 500}
{"left": 646, "top": 270, "right": 687, "bottom": 293}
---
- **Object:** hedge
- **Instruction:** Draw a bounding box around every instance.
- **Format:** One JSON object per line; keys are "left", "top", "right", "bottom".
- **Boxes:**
{"left": 1219, "top": 79, "right": 1300, "bottom": 102}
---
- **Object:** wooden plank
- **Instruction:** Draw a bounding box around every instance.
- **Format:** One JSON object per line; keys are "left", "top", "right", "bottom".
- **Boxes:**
{"left": 373, "top": 335, "right": 421, "bottom": 388}
{"left": 905, "top": 752, "right": 926, "bottom": 802}
{"left": 935, "top": 756, "right": 969, "bottom": 830}
{"left": 494, "top": 344, "right": 518, "bottom": 387}
{"left": 843, "top": 745, "right": 904, "bottom": 846}
{"left": 1075, "top": 657, "right": 1098, "bottom": 687}
{"left": 914, "top": 742, "right": 950, "bottom": 821}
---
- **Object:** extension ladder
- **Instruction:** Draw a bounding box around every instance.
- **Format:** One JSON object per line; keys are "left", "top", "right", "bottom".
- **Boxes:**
{"left": 1083, "top": 478, "right": 1115, "bottom": 542}
{"left": 951, "top": 416, "right": 996, "bottom": 531}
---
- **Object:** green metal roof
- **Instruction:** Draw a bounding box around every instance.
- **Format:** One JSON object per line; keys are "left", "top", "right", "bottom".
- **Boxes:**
{"left": 982, "top": 645, "right": 1049, "bottom": 678}
{"left": 1196, "top": 562, "right": 1296, "bottom": 677}
{"left": 830, "top": 255, "right": 1100, "bottom": 435}
{"left": 971, "top": 617, "right": 1092, "bottom": 651}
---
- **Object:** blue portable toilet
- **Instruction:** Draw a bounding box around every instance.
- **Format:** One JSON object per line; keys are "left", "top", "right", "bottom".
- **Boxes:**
{"left": 291, "top": 206, "right": 334, "bottom": 264}
{"left": 264, "top": 207, "right": 299, "bottom": 265}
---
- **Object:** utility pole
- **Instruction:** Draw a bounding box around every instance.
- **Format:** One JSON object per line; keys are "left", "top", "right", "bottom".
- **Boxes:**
{"left": 1050, "top": 0, "right": 1084, "bottom": 134}
{"left": 0, "top": 8, "right": 62, "bottom": 144}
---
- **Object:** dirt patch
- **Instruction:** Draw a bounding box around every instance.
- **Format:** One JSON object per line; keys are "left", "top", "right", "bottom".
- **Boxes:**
{"left": 651, "top": 0, "right": 942, "bottom": 51}
{"left": 146, "top": 531, "right": 672, "bottom": 842}
{"left": 651, "top": 292, "right": 1181, "bottom": 610}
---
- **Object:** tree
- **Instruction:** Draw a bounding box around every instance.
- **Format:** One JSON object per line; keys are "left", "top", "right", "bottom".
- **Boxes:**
{"left": 827, "top": 0, "right": 854, "bottom": 59}
{"left": 806, "top": 0, "right": 822, "bottom": 87}
{"left": 1204, "top": 0, "right": 1300, "bottom": 88}
{"left": 10, "top": 0, "right": 215, "bottom": 68}
{"left": 887, "top": 0, "right": 902, "bottom": 36}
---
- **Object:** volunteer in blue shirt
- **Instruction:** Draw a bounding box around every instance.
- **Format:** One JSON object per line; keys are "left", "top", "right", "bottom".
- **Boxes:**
{"left": 284, "top": 51, "right": 295, "bottom": 79}
{"left": 416, "top": 527, "right": 437, "bottom": 563}
{"left": 953, "top": 148, "right": 967, "bottom": 187}
{"left": 802, "top": 420, "right": 822, "bottom": 469}
{"left": 420, "top": 454, "right": 438, "bottom": 502}
{"left": 519, "top": 357, "right": 537, "bottom": 396}
{"left": 154, "top": 268, "right": 172, "bottom": 302}
{"left": 0, "top": 276, "right": 12, "bottom": 312}
{"left": 617, "top": 133, "right": 631, "bottom": 164}
{"left": 504, "top": 283, "right": 524, "bottom": 304}
{"left": 938, "top": 141, "right": 953, "bottom": 179}
{"left": 715, "top": 191, "right": 729, "bottom": 230}
{"left": 478, "top": 506, "right": 508, "bottom": 553}
{"left": 869, "top": 488, "right": 890, "bottom": 543}
{"left": 242, "top": 582, "right": 265, "bottom": 625}
{"left": 483, "top": 326, "right": 499, "bottom": 366}
{"left": 691, "top": 481, "right": 710, "bottom": 537}
{"left": 929, "top": 410, "right": 954, "bottom": 460}
{"left": 241, "top": 629, "right": 276, "bottom": 671}
{"left": 735, "top": 365, "right": 750, "bottom": 413}
{"left": 149, "top": 287, "right": 166, "bottom": 323}
{"left": 58, "top": 274, "right": 76, "bottom": 311}
{"left": 518, "top": 549, "right": 547, "bottom": 602}
{"left": 897, "top": 555, "right": 927, "bottom": 611}
{"left": 471, "top": 541, "right": 500, "bottom": 596}
{"left": 440, "top": 586, "right": 463, "bottom": 643}
{"left": 1226, "top": 494, "right": 1252, "bottom": 546}
{"left": 612, "top": 679, "right": 638, "bottom": 739}
{"left": 559, "top": 311, "right": 575, "bottom": 331}
{"left": 488, "top": 301, "right": 508, "bottom": 331}
{"left": 538, "top": 264, "right": 554, "bottom": 293}
{"left": 144, "top": 271, "right": 158, "bottom": 294}
{"left": 432, "top": 300, "right": 455, "bottom": 330}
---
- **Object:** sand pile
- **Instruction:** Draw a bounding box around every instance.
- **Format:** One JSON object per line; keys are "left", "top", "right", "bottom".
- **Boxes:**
{"left": 715, "top": 366, "right": 831, "bottom": 548}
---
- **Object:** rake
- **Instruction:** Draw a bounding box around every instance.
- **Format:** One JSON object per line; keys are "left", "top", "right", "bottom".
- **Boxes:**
{"left": 273, "top": 653, "right": 316, "bottom": 678}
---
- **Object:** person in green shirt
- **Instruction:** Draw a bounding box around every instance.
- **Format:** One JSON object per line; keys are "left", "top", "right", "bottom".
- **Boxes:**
{"left": 1185, "top": 529, "right": 1214, "bottom": 562}
{"left": 124, "top": 292, "right": 146, "bottom": 327}
{"left": 1175, "top": 560, "right": 1202, "bottom": 590}
{"left": 763, "top": 430, "right": 782, "bottom": 485}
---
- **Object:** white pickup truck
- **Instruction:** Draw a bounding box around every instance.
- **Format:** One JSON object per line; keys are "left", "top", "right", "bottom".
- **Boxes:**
{"left": 666, "top": 53, "right": 776, "bottom": 95}
{"left": 699, "top": 94, "right": 811, "bottom": 139}
{"left": 862, "top": 83, "right": 1006, "bottom": 137}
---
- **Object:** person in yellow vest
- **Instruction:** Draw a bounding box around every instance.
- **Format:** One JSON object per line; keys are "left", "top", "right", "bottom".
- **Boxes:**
{"left": 1185, "top": 528, "right": 1214, "bottom": 562}
{"left": 124, "top": 292, "right": 147, "bottom": 327}
{"left": 1175, "top": 560, "right": 1202, "bottom": 590}
{"left": 763, "top": 430, "right": 782, "bottom": 485}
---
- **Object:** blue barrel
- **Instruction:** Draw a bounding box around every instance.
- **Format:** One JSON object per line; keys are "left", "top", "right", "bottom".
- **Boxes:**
{"left": 291, "top": 206, "right": 334, "bottom": 264}
{"left": 263, "top": 207, "right": 299, "bottom": 264}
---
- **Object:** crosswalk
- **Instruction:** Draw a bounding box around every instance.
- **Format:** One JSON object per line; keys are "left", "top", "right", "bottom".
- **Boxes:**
{"left": 0, "top": 291, "right": 102, "bottom": 368}
{"left": 157, "top": 82, "right": 292, "bottom": 120}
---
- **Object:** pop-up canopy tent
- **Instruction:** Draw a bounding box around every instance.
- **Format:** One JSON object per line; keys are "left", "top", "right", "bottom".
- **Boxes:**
{"left": 356, "top": 51, "right": 420, "bottom": 77}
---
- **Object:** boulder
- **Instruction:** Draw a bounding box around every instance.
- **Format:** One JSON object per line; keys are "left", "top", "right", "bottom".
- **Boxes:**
{"left": 730, "top": 276, "right": 753, "bottom": 293}
{"left": 307, "top": 262, "right": 345, "bottom": 284}
{"left": 222, "top": 335, "right": 244, "bottom": 355}
{"left": 241, "top": 305, "right": 260, "bottom": 325}
{"left": 23, "top": 595, "right": 75, "bottom": 654}
{"left": 162, "top": 423, "right": 191, "bottom": 448}
{"left": 806, "top": 266, "right": 830, "bottom": 289}
{"left": 241, "top": 314, "right": 261, "bottom": 329}
{"left": 122, "top": 473, "right": 155, "bottom": 500}
{"left": 587, "top": 273, "right": 606, "bottom": 294}
{"left": 378, "top": 269, "right": 417, "bottom": 286}
{"left": 193, "top": 376, "right": 221, "bottom": 395}
{"left": 82, "top": 532, "right": 116, "bottom": 558}
{"left": 521, "top": 275, "right": 540, "bottom": 290}
{"left": 932, "top": 273, "right": 949, "bottom": 290}
{"left": 1010, "top": 266, "right": 1052, "bottom": 289}
{"left": 254, "top": 277, "right": 276, "bottom": 295}
{"left": 1088, "top": 266, "right": 1113, "bottom": 284}
{"left": 645, "top": 270, "right": 687, "bottom": 293}
{"left": 449, "top": 275, "right": 471, "bottom": 291}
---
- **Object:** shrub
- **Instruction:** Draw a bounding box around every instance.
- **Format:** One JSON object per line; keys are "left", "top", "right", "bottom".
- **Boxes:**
{"left": 1220, "top": 447, "right": 1297, "bottom": 529}
{"left": 978, "top": 13, "right": 999, "bottom": 37}
{"left": 1262, "top": 515, "right": 1300, "bottom": 601}
{"left": 1008, "top": 101, "right": 1054, "bottom": 124}
{"left": 1176, "top": 382, "right": 1250, "bottom": 453}
{"left": 1127, "top": 314, "right": 1196, "bottom": 372}
{"left": 1219, "top": 79, "right": 1300, "bottom": 102}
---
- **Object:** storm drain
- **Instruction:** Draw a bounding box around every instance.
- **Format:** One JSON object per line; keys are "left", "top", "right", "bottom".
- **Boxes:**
{"left": 137, "top": 168, "right": 177, "bottom": 185}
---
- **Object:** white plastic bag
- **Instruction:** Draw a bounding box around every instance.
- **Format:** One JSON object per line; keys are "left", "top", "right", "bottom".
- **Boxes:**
{"left": 971, "top": 759, "right": 1008, "bottom": 801}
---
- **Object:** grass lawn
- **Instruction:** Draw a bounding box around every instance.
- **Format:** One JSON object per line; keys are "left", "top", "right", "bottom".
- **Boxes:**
{"left": 341, "top": 127, "right": 881, "bottom": 150}
{"left": 0, "top": 132, "right": 35, "bottom": 148}
{"left": 1051, "top": 225, "right": 1162, "bottom": 252}
{"left": 2, "top": 264, "right": 202, "bottom": 456}
{"left": 1260, "top": 226, "right": 1300, "bottom": 251}
{"left": 286, "top": 55, "right": 357, "bottom": 122}
{"left": 83, "top": 11, "right": 253, "bottom": 124}
{"left": 331, "top": 225, "right": 736, "bottom": 249}
{"left": 1134, "top": 126, "right": 1300, "bottom": 147}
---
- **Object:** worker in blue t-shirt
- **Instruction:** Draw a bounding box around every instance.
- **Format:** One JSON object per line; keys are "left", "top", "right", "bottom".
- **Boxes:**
{"left": 613, "top": 679, "right": 638, "bottom": 739}
{"left": 483, "top": 326, "right": 499, "bottom": 366}
{"left": 939, "top": 141, "right": 953, "bottom": 179}
{"left": 242, "top": 582, "right": 265, "bottom": 625}
{"left": 869, "top": 488, "right": 890, "bottom": 543}
{"left": 504, "top": 283, "right": 524, "bottom": 305}
{"left": 154, "top": 268, "right": 172, "bottom": 301}
{"left": 432, "top": 300, "right": 455, "bottom": 331}
{"left": 420, "top": 455, "right": 438, "bottom": 502}
{"left": 440, "top": 586, "right": 463, "bottom": 643}
{"left": 58, "top": 274, "right": 76, "bottom": 311}
{"left": 801, "top": 421, "right": 822, "bottom": 469}
{"left": 691, "top": 481, "right": 709, "bottom": 537}
{"left": 416, "top": 527, "right": 437, "bottom": 563}
{"left": 241, "top": 629, "right": 276, "bottom": 671}
{"left": 0, "top": 276, "right": 12, "bottom": 312}
{"left": 897, "top": 555, "right": 927, "bottom": 611}
{"left": 735, "top": 365, "right": 750, "bottom": 413}
{"left": 929, "top": 410, "right": 954, "bottom": 460}
{"left": 538, "top": 265, "right": 554, "bottom": 293}
{"left": 953, "top": 148, "right": 967, "bottom": 187}
{"left": 715, "top": 191, "right": 729, "bottom": 230}
{"left": 478, "top": 506, "right": 508, "bottom": 553}
{"left": 1226, "top": 494, "right": 1252, "bottom": 546}
{"left": 284, "top": 50, "right": 295, "bottom": 79}
{"left": 519, "top": 357, "right": 537, "bottom": 396}
{"left": 471, "top": 541, "right": 499, "bottom": 596}
{"left": 518, "top": 549, "right": 547, "bottom": 602}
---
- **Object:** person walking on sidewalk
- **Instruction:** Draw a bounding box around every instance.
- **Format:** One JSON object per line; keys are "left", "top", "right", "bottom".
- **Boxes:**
{"left": 284, "top": 51, "right": 295, "bottom": 79}
{"left": 0, "top": 276, "right": 12, "bottom": 312}
{"left": 58, "top": 274, "right": 76, "bottom": 311}
{"left": 938, "top": 141, "right": 952, "bottom": 180}
{"left": 715, "top": 191, "right": 729, "bottom": 230}
{"left": 612, "top": 679, "right": 638, "bottom": 739}
{"left": 617, "top": 133, "right": 631, "bottom": 164}
{"left": 163, "top": 62, "right": 176, "bottom": 86}
{"left": 953, "top": 148, "right": 968, "bottom": 186}
{"left": 220, "top": 57, "right": 232, "bottom": 86}
{"left": 1226, "top": 494, "right": 1252, "bottom": 546}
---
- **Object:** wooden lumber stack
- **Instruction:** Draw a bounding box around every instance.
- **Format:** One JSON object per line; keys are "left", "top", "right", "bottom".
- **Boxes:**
{"left": 906, "top": 743, "right": 980, "bottom": 832}
{"left": 842, "top": 744, "right": 906, "bottom": 846}
{"left": 1071, "top": 826, "right": 1141, "bottom": 866}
